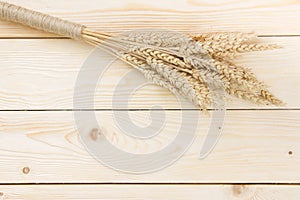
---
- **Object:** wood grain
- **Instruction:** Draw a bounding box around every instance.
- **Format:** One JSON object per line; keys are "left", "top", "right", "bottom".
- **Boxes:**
{"left": 1, "top": 0, "right": 299, "bottom": 197}
{"left": 0, "top": 0, "right": 300, "bottom": 37}
{"left": 0, "top": 37, "right": 299, "bottom": 110}
{"left": 0, "top": 110, "right": 299, "bottom": 183}
{"left": 0, "top": 184, "right": 300, "bottom": 199}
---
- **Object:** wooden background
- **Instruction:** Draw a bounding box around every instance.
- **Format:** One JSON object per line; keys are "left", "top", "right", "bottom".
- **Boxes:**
{"left": 0, "top": 0, "right": 300, "bottom": 199}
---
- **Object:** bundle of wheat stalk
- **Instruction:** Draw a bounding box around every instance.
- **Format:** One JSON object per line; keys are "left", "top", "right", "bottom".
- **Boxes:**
{"left": 0, "top": 1, "right": 283, "bottom": 110}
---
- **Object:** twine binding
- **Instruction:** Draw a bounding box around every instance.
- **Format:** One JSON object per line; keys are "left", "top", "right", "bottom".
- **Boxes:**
{"left": 0, "top": 1, "right": 84, "bottom": 39}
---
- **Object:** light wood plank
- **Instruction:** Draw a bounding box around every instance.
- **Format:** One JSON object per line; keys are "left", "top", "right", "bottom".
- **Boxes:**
{"left": 0, "top": 0, "right": 300, "bottom": 37}
{"left": 0, "top": 110, "right": 299, "bottom": 183}
{"left": 0, "top": 37, "right": 298, "bottom": 109}
{"left": 0, "top": 184, "right": 300, "bottom": 200}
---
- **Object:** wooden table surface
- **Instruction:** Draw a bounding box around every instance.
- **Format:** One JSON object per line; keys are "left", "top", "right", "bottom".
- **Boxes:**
{"left": 0, "top": 0, "right": 300, "bottom": 199}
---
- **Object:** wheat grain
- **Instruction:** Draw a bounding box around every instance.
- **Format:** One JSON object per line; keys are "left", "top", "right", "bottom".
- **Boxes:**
{"left": 235, "top": 43, "right": 281, "bottom": 53}
{"left": 121, "top": 53, "right": 182, "bottom": 97}
{"left": 194, "top": 32, "right": 281, "bottom": 59}
{"left": 227, "top": 89, "right": 271, "bottom": 105}
{"left": 261, "top": 90, "right": 284, "bottom": 106}
{"left": 130, "top": 47, "right": 188, "bottom": 69}
{"left": 213, "top": 60, "right": 265, "bottom": 92}
{"left": 146, "top": 57, "right": 211, "bottom": 109}
{"left": 120, "top": 31, "right": 190, "bottom": 48}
